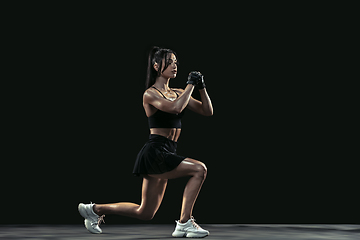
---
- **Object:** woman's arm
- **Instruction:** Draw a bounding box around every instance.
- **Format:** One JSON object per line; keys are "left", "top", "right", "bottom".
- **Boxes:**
{"left": 186, "top": 88, "right": 213, "bottom": 116}
{"left": 143, "top": 84, "right": 195, "bottom": 114}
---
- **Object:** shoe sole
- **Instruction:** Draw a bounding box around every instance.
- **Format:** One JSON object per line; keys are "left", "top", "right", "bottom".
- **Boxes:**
{"left": 172, "top": 230, "right": 209, "bottom": 238}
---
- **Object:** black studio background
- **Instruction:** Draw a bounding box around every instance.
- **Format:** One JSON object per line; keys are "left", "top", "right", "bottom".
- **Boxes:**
{"left": 4, "top": 4, "right": 357, "bottom": 225}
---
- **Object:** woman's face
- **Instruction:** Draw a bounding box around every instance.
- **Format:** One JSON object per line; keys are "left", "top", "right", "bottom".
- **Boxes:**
{"left": 155, "top": 53, "right": 178, "bottom": 79}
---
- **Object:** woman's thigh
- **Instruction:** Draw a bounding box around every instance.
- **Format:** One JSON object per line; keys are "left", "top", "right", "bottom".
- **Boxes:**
{"left": 148, "top": 158, "right": 206, "bottom": 180}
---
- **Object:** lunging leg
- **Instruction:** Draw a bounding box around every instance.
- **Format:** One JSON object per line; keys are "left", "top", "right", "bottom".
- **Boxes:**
{"left": 180, "top": 160, "right": 207, "bottom": 222}
{"left": 149, "top": 158, "right": 207, "bottom": 223}
{"left": 93, "top": 176, "right": 167, "bottom": 220}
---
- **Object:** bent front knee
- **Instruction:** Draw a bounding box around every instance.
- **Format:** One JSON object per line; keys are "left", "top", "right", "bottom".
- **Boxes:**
{"left": 194, "top": 163, "right": 207, "bottom": 179}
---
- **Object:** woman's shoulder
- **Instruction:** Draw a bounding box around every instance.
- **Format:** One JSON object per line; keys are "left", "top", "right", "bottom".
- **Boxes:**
{"left": 144, "top": 86, "right": 158, "bottom": 96}
{"left": 143, "top": 87, "right": 158, "bottom": 102}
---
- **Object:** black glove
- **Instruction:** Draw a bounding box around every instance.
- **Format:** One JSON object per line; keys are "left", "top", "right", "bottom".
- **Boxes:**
{"left": 186, "top": 71, "right": 206, "bottom": 89}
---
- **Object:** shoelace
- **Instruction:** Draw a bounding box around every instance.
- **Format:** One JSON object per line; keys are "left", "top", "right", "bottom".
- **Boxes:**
{"left": 91, "top": 215, "right": 105, "bottom": 227}
{"left": 98, "top": 215, "right": 105, "bottom": 226}
{"left": 190, "top": 216, "right": 200, "bottom": 229}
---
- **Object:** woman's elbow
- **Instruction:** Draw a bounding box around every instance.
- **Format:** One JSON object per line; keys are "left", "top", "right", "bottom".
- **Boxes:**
{"left": 172, "top": 106, "right": 183, "bottom": 115}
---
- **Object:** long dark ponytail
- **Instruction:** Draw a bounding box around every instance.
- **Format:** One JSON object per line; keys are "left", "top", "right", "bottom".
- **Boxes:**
{"left": 145, "top": 46, "right": 178, "bottom": 89}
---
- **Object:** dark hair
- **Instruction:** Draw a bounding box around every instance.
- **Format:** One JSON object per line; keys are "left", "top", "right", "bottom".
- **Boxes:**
{"left": 145, "top": 46, "right": 178, "bottom": 89}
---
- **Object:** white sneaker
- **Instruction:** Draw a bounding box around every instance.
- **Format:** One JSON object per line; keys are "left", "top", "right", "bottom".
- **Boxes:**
{"left": 78, "top": 202, "right": 105, "bottom": 234}
{"left": 172, "top": 216, "right": 209, "bottom": 238}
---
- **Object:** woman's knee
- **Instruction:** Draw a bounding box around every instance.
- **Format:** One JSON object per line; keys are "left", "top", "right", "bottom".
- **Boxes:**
{"left": 193, "top": 162, "right": 207, "bottom": 179}
{"left": 136, "top": 209, "right": 156, "bottom": 221}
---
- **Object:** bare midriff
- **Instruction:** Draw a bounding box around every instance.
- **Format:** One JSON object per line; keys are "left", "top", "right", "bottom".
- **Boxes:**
{"left": 150, "top": 128, "right": 181, "bottom": 142}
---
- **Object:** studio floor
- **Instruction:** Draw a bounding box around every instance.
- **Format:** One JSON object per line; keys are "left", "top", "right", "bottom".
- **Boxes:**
{"left": 1, "top": 224, "right": 359, "bottom": 239}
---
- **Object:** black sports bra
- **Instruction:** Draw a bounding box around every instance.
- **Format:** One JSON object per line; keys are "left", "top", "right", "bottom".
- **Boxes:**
{"left": 148, "top": 86, "right": 185, "bottom": 129}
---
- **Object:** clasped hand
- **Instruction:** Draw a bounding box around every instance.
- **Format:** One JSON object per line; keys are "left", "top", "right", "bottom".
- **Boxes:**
{"left": 186, "top": 71, "right": 206, "bottom": 89}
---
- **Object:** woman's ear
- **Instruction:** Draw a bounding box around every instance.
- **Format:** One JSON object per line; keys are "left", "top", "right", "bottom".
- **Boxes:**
{"left": 153, "top": 62, "right": 159, "bottom": 71}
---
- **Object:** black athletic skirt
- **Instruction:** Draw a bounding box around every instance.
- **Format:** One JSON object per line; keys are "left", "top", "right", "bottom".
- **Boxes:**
{"left": 133, "top": 134, "right": 186, "bottom": 177}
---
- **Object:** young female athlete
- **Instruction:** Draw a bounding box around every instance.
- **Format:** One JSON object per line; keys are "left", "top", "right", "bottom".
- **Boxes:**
{"left": 78, "top": 46, "right": 213, "bottom": 238}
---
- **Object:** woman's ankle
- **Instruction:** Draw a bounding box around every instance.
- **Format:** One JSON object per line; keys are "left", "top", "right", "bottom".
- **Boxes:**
{"left": 93, "top": 204, "right": 102, "bottom": 216}
{"left": 179, "top": 217, "right": 190, "bottom": 223}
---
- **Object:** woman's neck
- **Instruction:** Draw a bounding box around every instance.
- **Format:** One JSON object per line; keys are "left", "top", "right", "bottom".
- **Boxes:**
{"left": 154, "top": 76, "right": 170, "bottom": 91}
